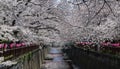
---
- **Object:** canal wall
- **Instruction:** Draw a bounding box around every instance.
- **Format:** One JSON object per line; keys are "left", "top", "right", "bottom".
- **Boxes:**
{"left": 0, "top": 47, "right": 48, "bottom": 69}
{"left": 64, "top": 46, "right": 120, "bottom": 69}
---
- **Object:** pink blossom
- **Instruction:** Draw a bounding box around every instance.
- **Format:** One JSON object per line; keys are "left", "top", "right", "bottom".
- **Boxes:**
{"left": 10, "top": 43, "right": 15, "bottom": 48}
{"left": 0, "top": 44, "right": 4, "bottom": 48}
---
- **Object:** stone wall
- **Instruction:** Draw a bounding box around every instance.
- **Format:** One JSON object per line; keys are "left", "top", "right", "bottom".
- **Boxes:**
{"left": 3, "top": 48, "right": 48, "bottom": 69}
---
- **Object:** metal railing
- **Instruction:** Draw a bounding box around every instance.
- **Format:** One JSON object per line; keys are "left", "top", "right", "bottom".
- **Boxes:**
{"left": 0, "top": 44, "right": 39, "bottom": 61}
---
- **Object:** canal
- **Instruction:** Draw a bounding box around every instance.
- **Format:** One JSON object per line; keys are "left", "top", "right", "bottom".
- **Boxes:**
{"left": 42, "top": 47, "right": 80, "bottom": 69}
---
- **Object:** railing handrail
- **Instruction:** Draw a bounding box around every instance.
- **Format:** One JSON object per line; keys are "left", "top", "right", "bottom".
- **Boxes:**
{"left": 0, "top": 42, "right": 39, "bottom": 50}
{"left": 75, "top": 41, "right": 120, "bottom": 47}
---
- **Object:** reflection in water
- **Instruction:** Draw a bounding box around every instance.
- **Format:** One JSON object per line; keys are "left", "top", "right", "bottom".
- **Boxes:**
{"left": 50, "top": 48, "right": 62, "bottom": 54}
{"left": 49, "top": 48, "right": 63, "bottom": 61}
{"left": 53, "top": 56, "right": 64, "bottom": 61}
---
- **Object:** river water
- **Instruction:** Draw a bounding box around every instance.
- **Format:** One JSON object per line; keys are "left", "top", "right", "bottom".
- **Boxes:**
{"left": 43, "top": 47, "right": 81, "bottom": 69}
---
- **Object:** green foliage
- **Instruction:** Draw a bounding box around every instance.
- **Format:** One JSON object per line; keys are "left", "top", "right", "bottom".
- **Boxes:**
{"left": 0, "top": 39, "right": 11, "bottom": 43}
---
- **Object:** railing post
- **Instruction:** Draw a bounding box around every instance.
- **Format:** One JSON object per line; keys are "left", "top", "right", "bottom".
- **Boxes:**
{"left": 39, "top": 49, "right": 42, "bottom": 68}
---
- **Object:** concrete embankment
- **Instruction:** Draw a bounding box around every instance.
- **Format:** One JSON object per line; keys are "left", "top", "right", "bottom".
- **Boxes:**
{"left": 0, "top": 47, "right": 48, "bottom": 69}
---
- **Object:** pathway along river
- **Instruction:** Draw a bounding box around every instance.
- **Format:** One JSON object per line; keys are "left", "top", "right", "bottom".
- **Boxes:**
{"left": 41, "top": 47, "right": 80, "bottom": 69}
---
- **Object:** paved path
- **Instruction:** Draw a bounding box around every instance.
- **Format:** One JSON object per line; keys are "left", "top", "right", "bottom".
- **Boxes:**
{"left": 42, "top": 47, "right": 72, "bottom": 69}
